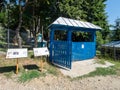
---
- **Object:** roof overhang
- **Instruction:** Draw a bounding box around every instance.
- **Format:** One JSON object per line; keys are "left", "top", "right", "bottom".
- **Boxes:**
{"left": 49, "top": 17, "right": 102, "bottom": 31}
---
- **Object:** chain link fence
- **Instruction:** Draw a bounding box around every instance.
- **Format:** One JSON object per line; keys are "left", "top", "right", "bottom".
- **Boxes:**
{"left": 101, "top": 41, "right": 120, "bottom": 60}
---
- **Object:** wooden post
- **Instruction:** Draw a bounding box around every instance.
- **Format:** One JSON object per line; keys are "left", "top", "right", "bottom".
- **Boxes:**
{"left": 40, "top": 56, "right": 43, "bottom": 72}
{"left": 113, "top": 46, "right": 116, "bottom": 60}
{"left": 16, "top": 58, "right": 19, "bottom": 74}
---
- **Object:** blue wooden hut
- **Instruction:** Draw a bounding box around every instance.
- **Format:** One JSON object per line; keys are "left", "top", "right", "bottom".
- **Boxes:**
{"left": 49, "top": 17, "right": 101, "bottom": 69}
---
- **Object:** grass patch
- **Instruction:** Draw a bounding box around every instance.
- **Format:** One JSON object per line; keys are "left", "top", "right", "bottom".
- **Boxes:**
{"left": 47, "top": 65, "right": 58, "bottom": 75}
{"left": 72, "top": 67, "right": 116, "bottom": 81}
{"left": 18, "top": 62, "right": 59, "bottom": 82}
{"left": 0, "top": 48, "right": 6, "bottom": 52}
{"left": 95, "top": 59, "right": 106, "bottom": 65}
{"left": 44, "top": 63, "right": 59, "bottom": 76}
{"left": 18, "top": 70, "right": 45, "bottom": 82}
{"left": 96, "top": 50, "right": 101, "bottom": 56}
{"left": 86, "top": 67, "right": 116, "bottom": 77}
{"left": 4, "top": 71, "right": 14, "bottom": 79}
{"left": 97, "top": 56, "right": 120, "bottom": 76}
{"left": 28, "top": 51, "right": 34, "bottom": 58}
{"left": 108, "top": 60, "right": 120, "bottom": 76}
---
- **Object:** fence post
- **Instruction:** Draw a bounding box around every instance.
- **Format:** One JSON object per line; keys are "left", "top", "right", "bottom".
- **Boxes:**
{"left": 67, "top": 30, "right": 72, "bottom": 68}
{"left": 113, "top": 46, "right": 116, "bottom": 60}
{"left": 50, "top": 28, "right": 54, "bottom": 62}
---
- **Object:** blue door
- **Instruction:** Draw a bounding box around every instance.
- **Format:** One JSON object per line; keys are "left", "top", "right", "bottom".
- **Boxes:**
{"left": 50, "top": 41, "right": 72, "bottom": 69}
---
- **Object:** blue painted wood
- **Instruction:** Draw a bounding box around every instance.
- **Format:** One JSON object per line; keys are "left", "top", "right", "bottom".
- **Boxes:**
{"left": 72, "top": 42, "right": 95, "bottom": 61}
{"left": 49, "top": 23, "right": 98, "bottom": 69}
{"left": 67, "top": 30, "right": 72, "bottom": 68}
{"left": 50, "top": 29, "right": 54, "bottom": 62}
{"left": 93, "top": 31, "right": 96, "bottom": 56}
{"left": 51, "top": 41, "right": 72, "bottom": 69}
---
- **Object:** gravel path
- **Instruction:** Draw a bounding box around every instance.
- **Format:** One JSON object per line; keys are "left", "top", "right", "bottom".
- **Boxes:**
{"left": 0, "top": 74, "right": 120, "bottom": 90}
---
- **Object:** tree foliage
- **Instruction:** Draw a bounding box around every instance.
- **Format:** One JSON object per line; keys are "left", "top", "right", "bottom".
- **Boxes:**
{"left": 0, "top": 0, "right": 110, "bottom": 48}
{"left": 59, "top": 0, "right": 86, "bottom": 20}
{"left": 59, "top": 0, "right": 109, "bottom": 48}
{"left": 111, "top": 18, "right": 120, "bottom": 41}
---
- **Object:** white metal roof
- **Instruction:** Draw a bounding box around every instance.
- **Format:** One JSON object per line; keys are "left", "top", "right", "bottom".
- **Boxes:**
{"left": 102, "top": 41, "right": 120, "bottom": 48}
{"left": 51, "top": 17, "right": 102, "bottom": 30}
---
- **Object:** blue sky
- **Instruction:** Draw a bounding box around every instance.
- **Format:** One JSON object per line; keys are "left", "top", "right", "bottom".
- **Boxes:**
{"left": 106, "top": 0, "right": 120, "bottom": 25}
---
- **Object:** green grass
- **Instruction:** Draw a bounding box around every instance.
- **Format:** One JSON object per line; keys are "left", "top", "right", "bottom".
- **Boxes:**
{"left": 4, "top": 71, "right": 14, "bottom": 79}
{"left": 96, "top": 50, "right": 101, "bottom": 55}
{"left": 72, "top": 67, "right": 116, "bottom": 81}
{"left": 97, "top": 56, "right": 120, "bottom": 75}
{"left": 86, "top": 67, "right": 116, "bottom": 77}
{"left": 87, "top": 58, "right": 120, "bottom": 77}
{"left": 107, "top": 60, "right": 120, "bottom": 76}
{"left": 0, "top": 54, "right": 59, "bottom": 82}
{"left": 18, "top": 70, "right": 46, "bottom": 82}
{"left": 18, "top": 61, "right": 60, "bottom": 83}
{"left": 95, "top": 59, "right": 106, "bottom": 65}
{"left": 71, "top": 57, "right": 120, "bottom": 81}
{"left": 0, "top": 48, "right": 7, "bottom": 52}
{"left": 42, "top": 62, "right": 60, "bottom": 76}
{"left": 46, "top": 65, "right": 59, "bottom": 76}
{"left": 18, "top": 62, "right": 59, "bottom": 83}
{"left": 28, "top": 51, "right": 34, "bottom": 58}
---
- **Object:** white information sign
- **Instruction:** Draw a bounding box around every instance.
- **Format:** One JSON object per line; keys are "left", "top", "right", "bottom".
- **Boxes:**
{"left": 6, "top": 48, "right": 28, "bottom": 59}
{"left": 33, "top": 47, "right": 49, "bottom": 57}
{"left": 82, "top": 44, "right": 84, "bottom": 49}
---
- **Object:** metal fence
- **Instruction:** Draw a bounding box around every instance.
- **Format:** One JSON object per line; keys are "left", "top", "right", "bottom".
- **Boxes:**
{"left": 101, "top": 46, "right": 120, "bottom": 60}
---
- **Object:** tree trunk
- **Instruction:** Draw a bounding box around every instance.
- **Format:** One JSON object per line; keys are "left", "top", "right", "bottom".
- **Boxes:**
{"left": 15, "top": 0, "right": 28, "bottom": 48}
{"left": 32, "top": 1, "right": 41, "bottom": 48}
{"left": 34, "top": 36, "right": 37, "bottom": 48}
{"left": 15, "top": 0, "right": 23, "bottom": 48}
{"left": 15, "top": 10, "right": 22, "bottom": 48}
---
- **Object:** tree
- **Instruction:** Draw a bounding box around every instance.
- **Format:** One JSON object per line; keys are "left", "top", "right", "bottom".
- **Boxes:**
{"left": 0, "top": 0, "right": 4, "bottom": 11}
{"left": 58, "top": 0, "right": 86, "bottom": 20}
{"left": 0, "top": 0, "right": 29, "bottom": 48}
{"left": 13, "top": 0, "right": 28, "bottom": 48}
{"left": 111, "top": 18, "right": 120, "bottom": 41}
{"left": 23, "top": 0, "right": 51, "bottom": 47}
{"left": 58, "top": 0, "right": 109, "bottom": 48}
{"left": 0, "top": 0, "right": 110, "bottom": 49}
{"left": 0, "top": 0, "right": 8, "bottom": 26}
{"left": 0, "top": 24, "right": 6, "bottom": 48}
{"left": 81, "top": 0, "right": 110, "bottom": 48}
{"left": 0, "top": 0, "right": 8, "bottom": 48}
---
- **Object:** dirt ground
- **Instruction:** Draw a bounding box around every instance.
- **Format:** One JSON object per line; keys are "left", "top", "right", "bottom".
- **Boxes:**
{"left": 0, "top": 74, "right": 120, "bottom": 90}
{"left": 0, "top": 52, "right": 120, "bottom": 90}
{"left": 60, "top": 59, "right": 114, "bottom": 78}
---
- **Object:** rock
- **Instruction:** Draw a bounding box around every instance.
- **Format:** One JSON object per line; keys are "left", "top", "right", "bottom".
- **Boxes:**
{"left": 98, "top": 79, "right": 101, "bottom": 81}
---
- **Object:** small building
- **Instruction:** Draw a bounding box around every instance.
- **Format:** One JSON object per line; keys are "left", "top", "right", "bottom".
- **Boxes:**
{"left": 101, "top": 41, "right": 120, "bottom": 60}
{"left": 30, "top": 33, "right": 47, "bottom": 47}
{"left": 37, "top": 33, "right": 47, "bottom": 47}
{"left": 49, "top": 17, "right": 101, "bottom": 69}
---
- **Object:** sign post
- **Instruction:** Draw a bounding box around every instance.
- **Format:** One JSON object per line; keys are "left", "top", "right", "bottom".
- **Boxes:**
{"left": 16, "top": 58, "right": 19, "bottom": 74}
{"left": 6, "top": 48, "right": 28, "bottom": 74}
{"left": 33, "top": 47, "right": 49, "bottom": 71}
{"left": 40, "top": 57, "right": 43, "bottom": 71}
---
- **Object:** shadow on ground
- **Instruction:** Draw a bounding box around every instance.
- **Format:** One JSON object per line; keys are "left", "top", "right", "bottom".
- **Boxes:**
{"left": 0, "top": 66, "right": 16, "bottom": 73}
{"left": 0, "top": 64, "right": 39, "bottom": 73}
{"left": 23, "top": 64, "right": 39, "bottom": 70}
